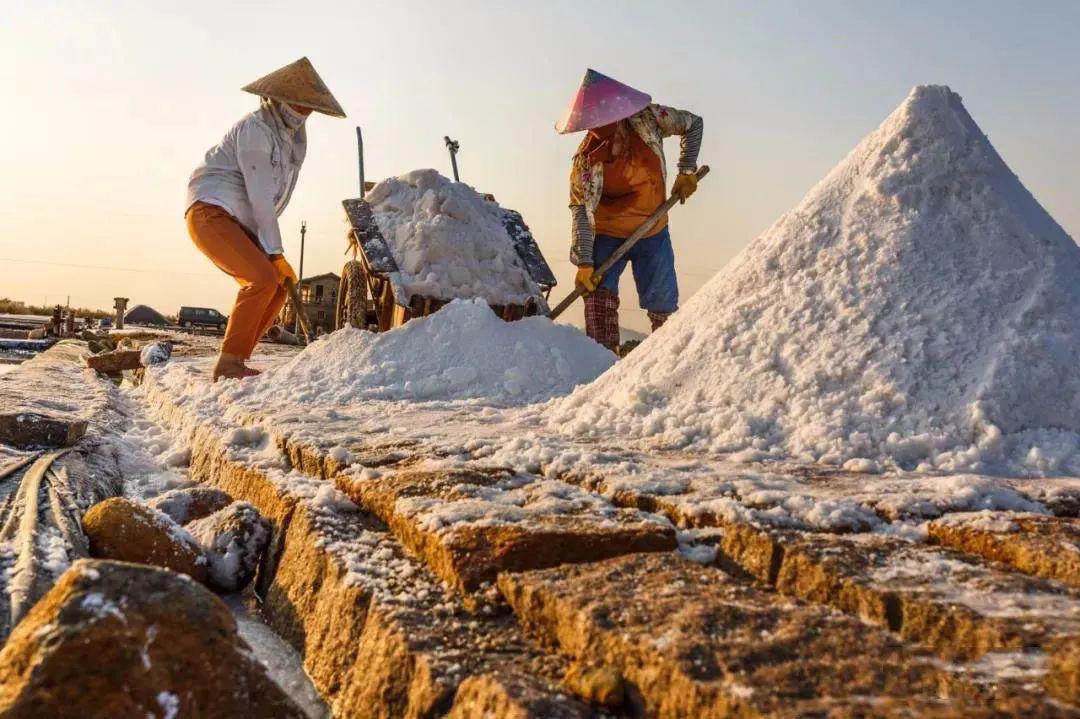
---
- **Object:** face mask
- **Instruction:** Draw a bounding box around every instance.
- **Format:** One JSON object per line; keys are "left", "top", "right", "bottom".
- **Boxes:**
{"left": 277, "top": 101, "right": 308, "bottom": 130}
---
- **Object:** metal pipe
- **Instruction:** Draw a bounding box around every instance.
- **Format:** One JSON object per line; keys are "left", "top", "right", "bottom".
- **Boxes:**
{"left": 444, "top": 136, "right": 460, "bottom": 182}
{"left": 357, "top": 127, "right": 365, "bottom": 195}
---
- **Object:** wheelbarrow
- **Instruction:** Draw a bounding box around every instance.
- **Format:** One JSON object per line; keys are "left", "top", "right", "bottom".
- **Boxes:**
{"left": 336, "top": 130, "right": 556, "bottom": 332}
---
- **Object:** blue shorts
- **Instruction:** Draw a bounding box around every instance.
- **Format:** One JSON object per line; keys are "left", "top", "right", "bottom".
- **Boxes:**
{"left": 593, "top": 226, "right": 679, "bottom": 313}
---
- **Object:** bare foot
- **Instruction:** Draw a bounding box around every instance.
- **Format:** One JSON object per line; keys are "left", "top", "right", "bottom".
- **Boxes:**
{"left": 212, "top": 355, "right": 262, "bottom": 382}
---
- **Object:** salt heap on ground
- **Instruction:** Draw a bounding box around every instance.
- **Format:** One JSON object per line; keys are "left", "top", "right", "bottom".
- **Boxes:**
{"left": 250, "top": 299, "right": 614, "bottom": 405}
{"left": 366, "top": 169, "right": 543, "bottom": 306}
{"left": 550, "top": 85, "right": 1080, "bottom": 475}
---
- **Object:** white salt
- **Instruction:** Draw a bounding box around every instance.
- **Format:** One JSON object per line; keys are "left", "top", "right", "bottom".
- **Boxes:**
{"left": 548, "top": 85, "right": 1080, "bottom": 476}
{"left": 367, "top": 169, "right": 544, "bottom": 306}
{"left": 244, "top": 299, "right": 614, "bottom": 406}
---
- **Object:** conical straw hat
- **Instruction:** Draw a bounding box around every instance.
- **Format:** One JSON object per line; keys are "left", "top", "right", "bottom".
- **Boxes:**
{"left": 555, "top": 69, "right": 651, "bottom": 134}
{"left": 242, "top": 57, "right": 346, "bottom": 118}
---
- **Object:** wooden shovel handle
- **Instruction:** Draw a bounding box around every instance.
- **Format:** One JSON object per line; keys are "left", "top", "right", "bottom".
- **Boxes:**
{"left": 548, "top": 165, "right": 710, "bottom": 321}
{"left": 284, "top": 278, "right": 313, "bottom": 344}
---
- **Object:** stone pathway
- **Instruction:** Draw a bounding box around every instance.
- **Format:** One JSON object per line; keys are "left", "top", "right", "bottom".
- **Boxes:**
{"left": 135, "top": 356, "right": 1080, "bottom": 717}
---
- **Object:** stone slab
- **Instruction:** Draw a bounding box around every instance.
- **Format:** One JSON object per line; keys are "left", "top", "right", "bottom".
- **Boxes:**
{"left": 85, "top": 349, "right": 142, "bottom": 374}
{"left": 929, "top": 513, "right": 1080, "bottom": 588}
{"left": 337, "top": 467, "right": 676, "bottom": 592}
{"left": 0, "top": 341, "right": 108, "bottom": 449}
{"left": 498, "top": 552, "right": 994, "bottom": 718}
{"left": 149, "top": 381, "right": 589, "bottom": 718}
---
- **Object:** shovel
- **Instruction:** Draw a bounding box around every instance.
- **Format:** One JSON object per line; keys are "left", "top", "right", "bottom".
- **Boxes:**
{"left": 284, "top": 277, "right": 313, "bottom": 344}
{"left": 548, "top": 165, "right": 709, "bottom": 321}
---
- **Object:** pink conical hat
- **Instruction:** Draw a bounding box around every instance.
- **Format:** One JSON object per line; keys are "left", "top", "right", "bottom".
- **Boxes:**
{"left": 555, "top": 69, "right": 652, "bottom": 134}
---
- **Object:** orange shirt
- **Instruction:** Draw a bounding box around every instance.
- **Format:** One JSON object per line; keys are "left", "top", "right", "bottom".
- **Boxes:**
{"left": 591, "top": 128, "right": 668, "bottom": 239}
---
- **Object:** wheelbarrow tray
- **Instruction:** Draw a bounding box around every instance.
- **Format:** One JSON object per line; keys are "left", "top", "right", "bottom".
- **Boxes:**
{"left": 341, "top": 196, "right": 556, "bottom": 331}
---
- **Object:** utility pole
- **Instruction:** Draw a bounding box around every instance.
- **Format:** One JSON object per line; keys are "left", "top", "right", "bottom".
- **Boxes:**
{"left": 294, "top": 221, "right": 307, "bottom": 334}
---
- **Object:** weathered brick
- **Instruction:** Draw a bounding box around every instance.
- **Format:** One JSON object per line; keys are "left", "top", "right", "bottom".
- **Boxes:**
{"left": 498, "top": 552, "right": 985, "bottom": 717}
{"left": 337, "top": 468, "right": 676, "bottom": 592}
{"left": 928, "top": 513, "right": 1080, "bottom": 588}
{"left": 147, "top": 380, "right": 584, "bottom": 717}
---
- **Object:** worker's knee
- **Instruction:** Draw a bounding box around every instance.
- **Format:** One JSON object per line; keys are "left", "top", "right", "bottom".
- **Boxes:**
{"left": 242, "top": 264, "right": 280, "bottom": 295}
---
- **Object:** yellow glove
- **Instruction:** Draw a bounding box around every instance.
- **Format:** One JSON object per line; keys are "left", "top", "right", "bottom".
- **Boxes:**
{"left": 671, "top": 172, "right": 698, "bottom": 204}
{"left": 575, "top": 265, "right": 599, "bottom": 293}
{"left": 270, "top": 255, "right": 298, "bottom": 286}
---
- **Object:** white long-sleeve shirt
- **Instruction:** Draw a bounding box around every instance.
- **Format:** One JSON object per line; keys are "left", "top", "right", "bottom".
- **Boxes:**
{"left": 186, "top": 100, "right": 307, "bottom": 255}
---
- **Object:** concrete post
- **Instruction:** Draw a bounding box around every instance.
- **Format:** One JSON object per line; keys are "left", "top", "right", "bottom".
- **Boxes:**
{"left": 113, "top": 297, "right": 129, "bottom": 330}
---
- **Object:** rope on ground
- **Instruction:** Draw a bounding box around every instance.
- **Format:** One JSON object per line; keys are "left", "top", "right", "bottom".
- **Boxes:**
{"left": 0, "top": 449, "right": 70, "bottom": 637}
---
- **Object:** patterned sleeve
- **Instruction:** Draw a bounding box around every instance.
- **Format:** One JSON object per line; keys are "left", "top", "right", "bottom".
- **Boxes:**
{"left": 650, "top": 104, "right": 703, "bottom": 173}
{"left": 570, "top": 205, "right": 593, "bottom": 266}
{"left": 568, "top": 153, "right": 594, "bottom": 266}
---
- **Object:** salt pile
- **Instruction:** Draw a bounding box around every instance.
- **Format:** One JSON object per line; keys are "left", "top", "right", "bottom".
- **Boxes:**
{"left": 550, "top": 85, "right": 1080, "bottom": 475}
{"left": 366, "top": 169, "right": 543, "bottom": 306}
{"left": 250, "top": 299, "right": 614, "bottom": 405}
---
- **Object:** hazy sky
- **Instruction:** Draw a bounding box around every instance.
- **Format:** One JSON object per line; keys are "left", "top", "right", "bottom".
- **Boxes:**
{"left": 2, "top": 1, "right": 1078, "bottom": 331}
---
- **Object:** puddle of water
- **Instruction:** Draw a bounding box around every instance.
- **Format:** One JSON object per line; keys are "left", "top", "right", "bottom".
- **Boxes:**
{"left": 224, "top": 593, "right": 330, "bottom": 719}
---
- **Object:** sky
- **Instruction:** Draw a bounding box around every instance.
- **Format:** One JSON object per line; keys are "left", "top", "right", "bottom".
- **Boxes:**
{"left": 1, "top": 0, "right": 1078, "bottom": 332}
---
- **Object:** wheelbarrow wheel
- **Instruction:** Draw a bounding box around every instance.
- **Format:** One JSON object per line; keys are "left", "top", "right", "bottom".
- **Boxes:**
{"left": 337, "top": 260, "right": 368, "bottom": 330}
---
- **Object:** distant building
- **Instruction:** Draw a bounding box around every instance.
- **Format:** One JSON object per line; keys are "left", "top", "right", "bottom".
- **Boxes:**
{"left": 279, "top": 273, "right": 339, "bottom": 334}
{"left": 124, "top": 304, "right": 168, "bottom": 326}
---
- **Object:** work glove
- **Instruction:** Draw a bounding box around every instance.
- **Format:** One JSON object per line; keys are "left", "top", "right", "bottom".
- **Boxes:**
{"left": 269, "top": 255, "right": 298, "bottom": 286}
{"left": 671, "top": 172, "right": 698, "bottom": 204}
{"left": 575, "top": 265, "right": 599, "bottom": 293}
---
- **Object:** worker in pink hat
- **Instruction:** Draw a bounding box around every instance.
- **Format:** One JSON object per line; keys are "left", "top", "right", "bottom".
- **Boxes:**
{"left": 557, "top": 69, "right": 703, "bottom": 354}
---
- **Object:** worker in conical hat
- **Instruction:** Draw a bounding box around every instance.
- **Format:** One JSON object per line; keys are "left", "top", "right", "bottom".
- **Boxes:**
{"left": 557, "top": 69, "right": 703, "bottom": 354}
{"left": 185, "top": 57, "right": 346, "bottom": 381}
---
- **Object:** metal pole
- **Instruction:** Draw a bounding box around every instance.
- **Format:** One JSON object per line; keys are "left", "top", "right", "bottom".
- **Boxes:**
{"left": 294, "top": 221, "right": 306, "bottom": 334}
{"left": 444, "top": 136, "right": 460, "bottom": 182}
{"left": 357, "top": 127, "right": 365, "bottom": 195}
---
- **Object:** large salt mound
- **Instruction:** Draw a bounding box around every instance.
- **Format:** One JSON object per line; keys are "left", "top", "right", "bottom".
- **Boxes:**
{"left": 366, "top": 169, "right": 543, "bottom": 306}
{"left": 549, "top": 85, "right": 1080, "bottom": 475}
{"left": 251, "top": 299, "right": 615, "bottom": 405}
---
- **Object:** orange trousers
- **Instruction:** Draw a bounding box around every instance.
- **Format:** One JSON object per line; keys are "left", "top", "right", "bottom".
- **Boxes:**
{"left": 185, "top": 202, "right": 286, "bottom": 359}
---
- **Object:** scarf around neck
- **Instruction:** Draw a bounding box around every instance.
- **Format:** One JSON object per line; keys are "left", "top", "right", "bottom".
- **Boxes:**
{"left": 259, "top": 97, "right": 307, "bottom": 164}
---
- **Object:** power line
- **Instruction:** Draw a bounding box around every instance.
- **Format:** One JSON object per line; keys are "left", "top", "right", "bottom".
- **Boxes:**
{"left": 0, "top": 258, "right": 218, "bottom": 277}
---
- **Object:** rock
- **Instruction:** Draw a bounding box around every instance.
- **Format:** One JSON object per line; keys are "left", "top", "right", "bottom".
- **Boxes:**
{"left": 0, "top": 340, "right": 109, "bottom": 449}
{"left": 266, "top": 325, "right": 303, "bottom": 346}
{"left": 448, "top": 673, "right": 592, "bottom": 718}
{"left": 337, "top": 468, "right": 677, "bottom": 591}
{"left": 82, "top": 497, "right": 208, "bottom": 583}
{"left": 928, "top": 513, "right": 1080, "bottom": 588}
{"left": 85, "top": 349, "right": 143, "bottom": 374}
{"left": 171, "top": 418, "right": 584, "bottom": 719}
{"left": 563, "top": 661, "right": 624, "bottom": 707}
{"left": 0, "top": 559, "right": 306, "bottom": 718}
{"left": 139, "top": 340, "right": 172, "bottom": 366}
{"left": 0, "top": 413, "right": 87, "bottom": 449}
{"left": 716, "top": 523, "right": 1080, "bottom": 663}
{"left": 187, "top": 502, "right": 271, "bottom": 592}
{"left": 1047, "top": 637, "right": 1080, "bottom": 706}
{"left": 499, "top": 552, "right": 985, "bottom": 717}
{"left": 149, "top": 486, "right": 234, "bottom": 525}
